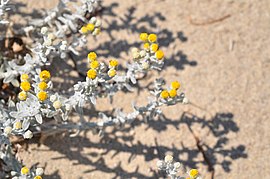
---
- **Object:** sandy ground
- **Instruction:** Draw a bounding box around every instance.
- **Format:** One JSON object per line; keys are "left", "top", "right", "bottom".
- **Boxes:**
{"left": 10, "top": 0, "right": 270, "bottom": 178}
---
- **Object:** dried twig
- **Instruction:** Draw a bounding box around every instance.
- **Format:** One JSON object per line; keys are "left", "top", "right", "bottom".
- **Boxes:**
{"left": 189, "top": 14, "right": 231, "bottom": 26}
{"left": 183, "top": 112, "right": 215, "bottom": 179}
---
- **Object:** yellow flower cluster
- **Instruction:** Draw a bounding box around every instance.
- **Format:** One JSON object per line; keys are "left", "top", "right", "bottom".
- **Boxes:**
{"left": 19, "top": 74, "right": 30, "bottom": 101}
{"left": 160, "top": 81, "right": 181, "bottom": 99}
{"left": 87, "top": 52, "right": 99, "bottom": 80}
{"left": 108, "top": 59, "right": 118, "bottom": 78}
{"left": 86, "top": 52, "right": 119, "bottom": 79}
{"left": 37, "top": 70, "right": 50, "bottom": 101}
{"left": 80, "top": 22, "right": 101, "bottom": 36}
{"left": 139, "top": 32, "right": 164, "bottom": 60}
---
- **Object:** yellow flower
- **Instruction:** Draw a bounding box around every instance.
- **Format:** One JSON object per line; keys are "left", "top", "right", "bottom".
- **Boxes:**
{"left": 109, "top": 59, "right": 118, "bottom": 67}
{"left": 20, "top": 74, "right": 29, "bottom": 82}
{"left": 80, "top": 26, "right": 88, "bottom": 34}
{"left": 171, "top": 81, "right": 180, "bottom": 90}
{"left": 150, "top": 43, "right": 159, "bottom": 53}
{"left": 155, "top": 50, "right": 164, "bottom": 60}
{"left": 108, "top": 69, "right": 116, "bottom": 77}
{"left": 34, "top": 176, "right": 42, "bottom": 179}
{"left": 21, "top": 166, "right": 29, "bottom": 175}
{"left": 86, "top": 23, "right": 95, "bottom": 31}
{"left": 20, "top": 81, "right": 31, "bottom": 92}
{"left": 37, "top": 91, "right": 48, "bottom": 101}
{"left": 13, "top": 121, "right": 22, "bottom": 130}
{"left": 160, "top": 90, "right": 169, "bottom": 99}
{"left": 88, "top": 52, "right": 97, "bottom": 61}
{"left": 87, "top": 69, "right": 97, "bottom": 79}
{"left": 39, "top": 70, "right": 51, "bottom": 81}
{"left": 148, "top": 33, "right": 157, "bottom": 43}
{"left": 18, "top": 91, "right": 27, "bottom": 101}
{"left": 140, "top": 33, "right": 148, "bottom": 42}
{"left": 169, "top": 89, "right": 177, "bottom": 98}
{"left": 189, "top": 169, "right": 199, "bottom": 179}
{"left": 143, "top": 43, "right": 150, "bottom": 50}
{"left": 38, "top": 81, "right": 48, "bottom": 90}
{"left": 90, "top": 60, "right": 100, "bottom": 69}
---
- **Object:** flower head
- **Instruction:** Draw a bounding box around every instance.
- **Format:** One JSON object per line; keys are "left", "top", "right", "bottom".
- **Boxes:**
{"left": 169, "top": 89, "right": 177, "bottom": 98}
{"left": 13, "top": 121, "right": 22, "bottom": 130}
{"left": 34, "top": 176, "right": 42, "bottom": 179}
{"left": 4, "top": 126, "right": 12, "bottom": 135}
{"left": 150, "top": 43, "right": 159, "bottom": 53}
{"left": 109, "top": 59, "right": 118, "bottom": 68}
{"left": 160, "top": 90, "right": 169, "bottom": 99}
{"left": 164, "top": 154, "right": 173, "bottom": 163}
{"left": 143, "top": 43, "right": 150, "bottom": 50}
{"left": 38, "top": 81, "right": 48, "bottom": 90}
{"left": 88, "top": 52, "right": 97, "bottom": 61}
{"left": 21, "top": 166, "right": 29, "bottom": 175}
{"left": 23, "top": 130, "right": 33, "bottom": 139}
{"left": 37, "top": 91, "right": 48, "bottom": 101}
{"left": 93, "top": 28, "right": 101, "bottom": 35}
{"left": 36, "top": 168, "right": 44, "bottom": 176}
{"left": 148, "top": 33, "right": 157, "bottom": 43}
{"left": 90, "top": 60, "right": 100, "bottom": 69}
{"left": 189, "top": 169, "right": 199, "bottom": 179}
{"left": 80, "top": 26, "right": 88, "bottom": 34}
{"left": 20, "top": 81, "right": 31, "bottom": 92}
{"left": 155, "top": 50, "right": 164, "bottom": 60}
{"left": 171, "top": 81, "right": 180, "bottom": 90}
{"left": 53, "top": 100, "right": 62, "bottom": 109}
{"left": 87, "top": 69, "right": 97, "bottom": 79}
{"left": 108, "top": 69, "right": 117, "bottom": 77}
{"left": 18, "top": 91, "right": 27, "bottom": 101}
{"left": 20, "top": 74, "right": 29, "bottom": 82}
{"left": 140, "top": 33, "right": 148, "bottom": 42}
{"left": 86, "top": 23, "right": 95, "bottom": 31}
{"left": 39, "top": 70, "right": 51, "bottom": 81}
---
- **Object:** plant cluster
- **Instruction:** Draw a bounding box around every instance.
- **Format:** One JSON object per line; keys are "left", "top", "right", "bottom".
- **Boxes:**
{"left": 0, "top": 0, "right": 198, "bottom": 178}
{"left": 157, "top": 154, "right": 201, "bottom": 179}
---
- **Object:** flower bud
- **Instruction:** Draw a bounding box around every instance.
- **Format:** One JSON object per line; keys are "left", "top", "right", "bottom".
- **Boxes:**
{"left": 41, "top": 27, "right": 48, "bottom": 35}
{"left": 23, "top": 130, "right": 33, "bottom": 139}
{"left": 141, "top": 62, "right": 150, "bottom": 70}
{"left": 90, "top": 17, "right": 97, "bottom": 24}
{"left": 50, "top": 95, "right": 57, "bottom": 102}
{"left": 174, "top": 162, "right": 181, "bottom": 169}
{"left": 164, "top": 154, "right": 173, "bottom": 163}
{"left": 36, "top": 168, "right": 44, "bottom": 176}
{"left": 4, "top": 126, "right": 12, "bottom": 135}
{"left": 183, "top": 97, "right": 189, "bottom": 104}
{"left": 53, "top": 100, "right": 62, "bottom": 109}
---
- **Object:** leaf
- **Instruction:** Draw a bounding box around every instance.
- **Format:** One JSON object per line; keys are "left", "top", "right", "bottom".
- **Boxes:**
{"left": 22, "top": 118, "right": 30, "bottom": 131}
{"left": 35, "top": 114, "right": 43, "bottom": 124}
{"left": 90, "top": 96, "right": 96, "bottom": 105}
{"left": 130, "top": 75, "right": 137, "bottom": 84}
{"left": 11, "top": 79, "right": 19, "bottom": 87}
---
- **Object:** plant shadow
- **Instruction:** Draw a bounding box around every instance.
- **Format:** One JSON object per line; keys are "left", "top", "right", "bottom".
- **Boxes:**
{"left": 37, "top": 111, "right": 247, "bottom": 179}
